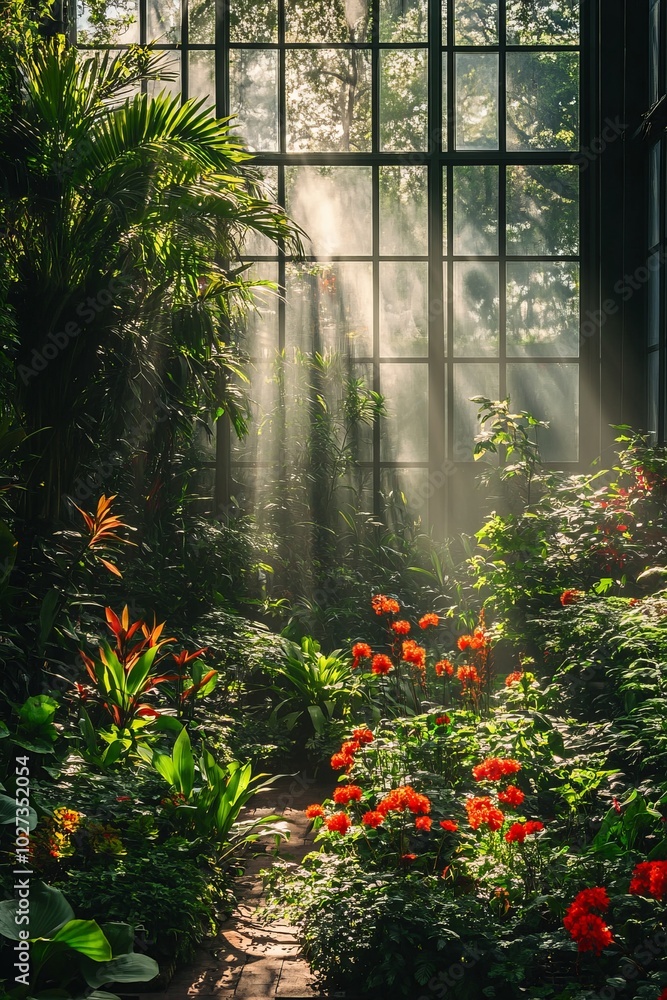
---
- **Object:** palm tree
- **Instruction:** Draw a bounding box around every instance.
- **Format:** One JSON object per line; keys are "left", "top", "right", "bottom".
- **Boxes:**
{"left": 0, "top": 42, "right": 301, "bottom": 526}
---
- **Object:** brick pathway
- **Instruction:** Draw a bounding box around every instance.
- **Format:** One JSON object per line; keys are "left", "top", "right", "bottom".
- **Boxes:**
{"left": 132, "top": 773, "right": 329, "bottom": 1000}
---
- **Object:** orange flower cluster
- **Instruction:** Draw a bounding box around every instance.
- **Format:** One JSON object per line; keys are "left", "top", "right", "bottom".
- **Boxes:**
{"left": 465, "top": 796, "right": 505, "bottom": 832}
{"left": 330, "top": 728, "right": 374, "bottom": 770}
{"left": 457, "top": 665, "right": 480, "bottom": 688}
{"left": 305, "top": 804, "right": 325, "bottom": 819}
{"left": 391, "top": 620, "right": 411, "bottom": 635}
{"left": 505, "top": 671, "right": 524, "bottom": 687}
{"left": 418, "top": 613, "right": 440, "bottom": 629}
{"left": 504, "top": 820, "right": 544, "bottom": 843}
{"left": 372, "top": 653, "right": 393, "bottom": 675}
{"left": 498, "top": 784, "right": 525, "bottom": 808}
{"left": 629, "top": 861, "right": 667, "bottom": 901}
{"left": 351, "top": 642, "right": 372, "bottom": 669}
{"left": 333, "top": 784, "right": 363, "bottom": 805}
{"left": 472, "top": 757, "right": 521, "bottom": 783}
{"left": 372, "top": 594, "right": 400, "bottom": 615}
{"left": 457, "top": 627, "right": 487, "bottom": 652}
{"left": 435, "top": 659, "right": 454, "bottom": 676}
{"left": 377, "top": 785, "right": 431, "bottom": 817}
{"left": 439, "top": 819, "right": 458, "bottom": 832}
{"left": 560, "top": 589, "right": 584, "bottom": 606}
{"left": 563, "top": 887, "right": 614, "bottom": 956}
{"left": 402, "top": 639, "right": 426, "bottom": 668}
{"left": 325, "top": 812, "right": 351, "bottom": 835}
{"left": 415, "top": 815, "right": 432, "bottom": 832}
{"left": 352, "top": 726, "right": 374, "bottom": 744}
{"left": 362, "top": 810, "right": 384, "bottom": 828}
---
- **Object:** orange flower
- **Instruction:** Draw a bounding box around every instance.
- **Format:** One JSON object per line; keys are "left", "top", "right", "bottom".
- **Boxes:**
{"left": 391, "top": 620, "right": 411, "bottom": 635}
{"left": 415, "top": 815, "right": 432, "bottom": 832}
{"left": 457, "top": 664, "right": 480, "bottom": 687}
{"left": 372, "top": 654, "right": 393, "bottom": 675}
{"left": 435, "top": 659, "right": 454, "bottom": 676}
{"left": 401, "top": 639, "right": 426, "bottom": 668}
{"left": 465, "top": 796, "right": 505, "bottom": 832}
{"left": 472, "top": 757, "right": 521, "bottom": 783}
{"left": 377, "top": 785, "right": 430, "bottom": 817}
{"left": 372, "top": 594, "right": 400, "bottom": 616}
{"left": 305, "top": 804, "right": 325, "bottom": 819}
{"left": 351, "top": 642, "right": 372, "bottom": 669}
{"left": 560, "top": 589, "right": 584, "bottom": 606}
{"left": 352, "top": 727, "right": 374, "bottom": 744}
{"left": 439, "top": 819, "right": 458, "bottom": 832}
{"left": 400, "top": 853, "right": 417, "bottom": 863}
{"left": 498, "top": 784, "right": 525, "bottom": 808}
{"left": 505, "top": 671, "right": 523, "bottom": 687}
{"left": 418, "top": 613, "right": 439, "bottom": 629}
{"left": 325, "top": 812, "right": 351, "bottom": 835}
{"left": 333, "top": 784, "right": 363, "bottom": 805}
{"left": 362, "top": 810, "right": 384, "bottom": 828}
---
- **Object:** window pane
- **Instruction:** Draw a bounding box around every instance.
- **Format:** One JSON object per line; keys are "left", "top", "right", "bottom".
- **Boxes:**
{"left": 453, "top": 165, "right": 498, "bottom": 255}
{"left": 77, "top": 0, "right": 139, "bottom": 43}
{"left": 507, "top": 0, "right": 579, "bottom": 45}
{"left": 232, "top": 362, "right": 278, "bottom": 463}
{"left": 230, "top": 0, "right": 278, "bottom": 42}
{"left": 380, "top": 0, "right": 428, "bottom": 41}
{"left": 380, "top": 50, "right": 429, "bottom": 152}
{"left": 351, "top": 363, "right": 375, "bottom": 462}
{"left": 442, "top": 61, "right": 448, "bottom": 151}
{"left": 506, "top": 363, "right": 579, "bottom": 462}
{"left": 507, "top": 165, "right": 579, "bottom": 256}
{"left": 380, "top": 263, "right": 429, "bottom": 358}
{"left": 380, "top": 166, "right": 428, "bottom": 256}
{"left": 286, "top": 263, "right": 373, "bottom": 356}
{"left": 147, "top": 0, "right": 180, "bottom": 42}
{"left": 285, "top": 0, "right": 370, "bottom": 42}
{"left": 455, "top": 53, "right": 499, "bottom": 150}
{"left": 381, "top": 468, "right": 431, "bottom": 519}
{"left": 453, "top": 262, "right": 499, "bottom": 356}
{"left": 243, "top": 264, "right": 280, "bottom": 360}
{"left": 453, "top": 363, "right": 499, "bottom": 461}
{"left": 243, "top": 166, "right": 280, "bottom": 258}
{"left": 230, "top": 50, "right": 279, "bottom": 151}
{"left": 506, "top": 52, "right": 579, "bottom": 151}
{"left": 454, "top": 0, "right": 498, "bottom": 45}
{"left": 380, "top": 363, "right": 429, "bottom": 462}
{"left": 190, "top": 0, "right": 215, "bottom": 43}
{"left": 147, "top": 52, "right": 181, "bottom": 98}
{"left": 189, "top": 51, "right": 215, "bottom": 108}
{"left": 286, "top": 49, "right": 372, "bottom": 152}
{"left": 286, "top": 166, "right": 372, "bottom": 256}
{"left": 506, "top": 263, "right": 580, "bottom": 357}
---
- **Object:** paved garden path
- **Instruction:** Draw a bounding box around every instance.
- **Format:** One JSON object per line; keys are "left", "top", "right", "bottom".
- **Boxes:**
{"left": 133, "top": 773, "right": 329, "bottom": 1000}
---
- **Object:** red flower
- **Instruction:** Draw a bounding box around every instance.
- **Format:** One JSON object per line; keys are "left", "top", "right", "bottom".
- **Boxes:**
{"left": 362, "top": 810, "right": 384, "bottom": 828}
{"left": 377, "top": 785, "right": 431, "bottom": 817}
{"left": 325, "top": 812, "right": 351, "bottom": 835}
{"left": 400, "top": 853, "right": 417, "bottom": 863}
{"left": 563, "top": 888, "right": 613, "bottom": 955}
{"left": 372, "top": 594, "right": 400, "bottom": 616}
{"left": 457, "top": 635, "right": 471, "bottom": 651}
{"left": 415, "top": 815, "right": 432, "bottom": 832}
{"left": 504, "top": 820, "right": 543, "bottom": 843}
{"left": 439, "top": 819, "right": 458, "bottom": 832}
{"left": 352, "top": 727, "right": 374, "bottom": 744}
{"left": 333, "top": 784, "right": 363, "bottom": 805}
{"left": 560, "top": 589, "right": 584, "bottom": 606}
{"left": 457, "top": 665, "right": 481, "bottom": 689}
{"left": 435, "top": 659, "right": 454, "bottom": 676}
{"left": 612, "top": 797, "right": 621, "bottom": 814}
{"left": 498, "top": 785, "right": 525, "bottom": 808}
{"left": 372, "top": 653, "right": 393, "bottom": 675}
{"left": 391, "top": 620, "right": 411, "bottom": 635}
{"left": 401, "top": 639, "right": 426, "bottom": 668}
{"left": 435, "top": 715, "right": 450, "bottom": 726}
{"left": 465, "top": 796, "right": 505, "bottom": 832}
{"left": 418, "top": 613, "right": 439, "bottom": 629}
{"left": 330, "top": 752, "right": 350, "bottom": 770}
{"left": 505, "top": 671, "right": 523, "bottom": 687}
{"left": 115, "top": 796, "right": 132, "bottom": 803}
{"left": 305, "top": 804, "right": 325, "bottom": 819}
{"left": 472, "top": 757, "right": 521, "bottom": 783}
{"left": 351, "top": 642, "right": 372, "bottom": 669}
{"left": 658, "top": 990, "right": 667, "bottom": 1000}
{"left": 629, "top": 861, "right": 667, "bottom": 901}
{"left": 617, "top": 524, "right": 628, "bottom": 532}
{"left": 525, "top": 820, "right": 544, "bottom": 836}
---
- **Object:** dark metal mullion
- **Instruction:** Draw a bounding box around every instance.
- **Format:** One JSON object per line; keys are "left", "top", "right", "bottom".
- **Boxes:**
{"left": 428, "top": 0, "right": 445, "bottom": 533}
{"left": 213, "top": 0, "right": 230, "bottom": 514}
{"left": 446, "top": 0, "right": 454, "bottom": 473}
{"left": 181, "top": 0, "right": 189, "bottom": 102}
{"left": 660, "top": 135, "right": 667, "bottom": 442}
{"left": 140, "top": 0, "right": 147, "bottom": 93}
{"left": 371, "top": 0, "right": 381, "bottom": 514}
{"left": 498, "top": 0, "right": 507, "bottom": 402}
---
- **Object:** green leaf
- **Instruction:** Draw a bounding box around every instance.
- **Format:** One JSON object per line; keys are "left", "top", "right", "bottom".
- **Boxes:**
{"left": 82, "top": 952, "right": 159, "bottom": 988}
{"left": 51, "top": 920, "right": 113, "bottom": 961}
{"left": 172, "top": 727, "right": 195, "bottom": 797}
{"left": 0, "top": 883, "right": 74, "bottom": 941}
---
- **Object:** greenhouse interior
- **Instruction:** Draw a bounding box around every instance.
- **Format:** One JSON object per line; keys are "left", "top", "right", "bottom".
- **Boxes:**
{"left": 3, "top": 0, "right": 667, "bottom": 997}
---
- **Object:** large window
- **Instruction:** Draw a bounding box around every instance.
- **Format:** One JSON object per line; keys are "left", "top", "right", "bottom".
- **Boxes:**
{"left": 73, "top": 0, "right": 592, "bottom": 529}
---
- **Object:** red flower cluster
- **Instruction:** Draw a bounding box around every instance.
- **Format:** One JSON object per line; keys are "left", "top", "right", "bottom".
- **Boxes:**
{"left": 658, "top": 989, "right": 667, "bottom": 1000}
{"left": 457, "top": 627, "right": 487, "bottom": 651}
{"left": 504, "top": 820, "right": 544, "bottom": 843}
{"left": 325, "top": 812, "right": 351, "bottom": 835}
{"left": 305, "top": 804, "right": 325, "bottom": 819}
{"left": 372, "top": 653, "right": 393, "bottom": 675}
{"left": 498, "top": 784, "right": 525, "bottom": 807}
{"left": 333, "top": 784, "right": 363, "bottom": 805}
{"left": 560, "top": 589, "right": 584, "bottom": 606}
{"left": 505, "top": 671, "right": 524, "bottom": 687}
{"left": 563, "top": 887, "right": 614, "bottom": 956}
{"left": 362, "top": 810, "right": 384, "bottom": 828}
{"left": 401, "top": 639, "right": 426, "bottom": 668}
{"left": 629, "top": 861, "right": 667, "bottom": 901}
{"left": 331, "top": 738, "right": 360, "bottom": 770}
{"left": 457, "top": 664, "right": 480, "bottom": 687}
{"left": 435, "top": 659, "right": 454, "bottom": 676}
{"left": 439, "top": 819, "right": 458, "bottom": 832}
{"left": 415, "top": 815, "right": 432, "bottom": 832}
{"left": 465, "top": 796, "right": 505, "bottom": 832}
{"left": 418, "top": 613, "right": 440, "bottom": 629}
{"left": 377, "top": 785, "right": 431, "bottom": 817}
{"left": 472, "top": 757, "right": 521, "bottom": 783}
{"left": 351, "top": 642, "right": 372, "bottom": 669}
{"left": 435, "top": 715, "right": 450, "bottom": 726}
{"left": 391, "top": 620, "right": 411, "bottom": 635}
{"left": 352, "top": 726, "right": 374, "bottom": 744}
{"left": 372, "top": 594, "right": 400, "bottom": 616}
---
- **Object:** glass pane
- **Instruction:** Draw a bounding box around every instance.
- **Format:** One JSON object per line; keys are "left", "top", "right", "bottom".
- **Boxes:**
{"left": 379, "top": 166, "right": 428, "bottom": 256}
{"left": 442, "top": 61, "right": 448, "bottom": 150}
{"left": 147, "top": 0, "right": 180, "bottom": 42}
{"left": 650, "top": 142, "right": 661, "bottom": 249}
{"left": 286, "top": 166, "right": 372, "bottom": 256}
{"left": 507, "top": 0, "right": 579, "bottom": 45}
{"left": 507, "top": 165, "right": 579, "bottom": 255}
{"left": 380, "top": 0, "right": 428, "bottom": 41}
{"left": 243, "top": 166, "right": 280, "bottom": 258}
{"left": 351, "top": 363, "right": 375, "bottom": 462}
{"left": 380, "top": 363, "right": 429, "bottom": 462}
{"left": 230, "top": 0, "right": 278, "bottom": 41}
{"left": 453, "top": 165, "right": 498, "bottom": 255}
{"left": 189, "top": 51, "right": 215, "bottom": 108}
{"left": 230, "top": 50, "right": 279, "bottom": 151}
{"left": 506, "top": 363, "right": 579, "bottom": 462}
{"left": 286, "top": 49, "right": 372, "bottom": 152}
{"left": 380, "top": 263, "right": 429, "bottom": 358}
{"left": 147, "top": 52, "right": 181, "bottom": 99}
{"left": 648, "top": 351, "right": 659, "bottom": 442}
{"left": 455, "top": 0, "right": 498, "bottom": 45}
{"left": 233, "top": 362, "right": 279, "bottom": 463}
{"left": 455, "top": 53, "right": 499, "bottom": 150}
{"left": 506, "top": 52, "right": 579, "bottom": 151}
{"left": 243, "top": 265, "right": 280, "bottom": 360}
{"left": 380, "top": 50, "right": 428, "bottom": 152}
{"left": 507, "top": 263, "right": 580, "bottom": 357}
{"left": 442, "top": 0, "right": 448, "bottom": 42}
{"left": 286, "top": 262, "right": 373, "bottom": 356}
{"left": 453, "top": 363, "right": 499, "bottom": 461}
{"left": 453, "top": 262, "right": 499, "bottom": 356}
{"left": 190, "top": 0, "right": 215, "bottom": 43}
{"left": 381, "top": 468, "right": 431, "bottom": 519}
{"left": 77, "top": 0, "right": 139, "bottom": 43}
{"left": 285, "top": 0, "right": 370, "bottom": 42}
{"left": 649, "top": 256, "right": 660, "bottom": 348}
